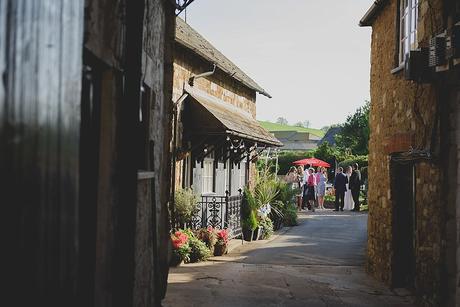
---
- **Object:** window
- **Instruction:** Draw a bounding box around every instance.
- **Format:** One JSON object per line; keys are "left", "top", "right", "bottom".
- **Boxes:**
{"left": 202, "top": 160, "right": 214, "bottom": 194}
{"left": 399, "top": 0, "right": 419, "bottom": 64}
{"left": 239, "top": 161, "right": 247, "bottom": 189}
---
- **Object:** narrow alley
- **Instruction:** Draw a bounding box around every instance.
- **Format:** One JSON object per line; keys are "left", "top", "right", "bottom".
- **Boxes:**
{"left": 163, "top": 211, "right": 414, "bottom": 307}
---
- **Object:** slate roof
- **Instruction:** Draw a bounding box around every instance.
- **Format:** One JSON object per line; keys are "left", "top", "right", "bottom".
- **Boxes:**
{"left": 318, "top": 127, "right": 342, "bottom": 146}
{"left": 185, "top": 85, "right": 282, "bottom": 146}
{"left": 175, "top": 17, "right": 271, "bottom": 98}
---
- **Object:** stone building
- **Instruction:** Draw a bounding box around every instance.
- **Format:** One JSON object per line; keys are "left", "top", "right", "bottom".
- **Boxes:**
{"left": 0, "top": 0, "right": 179, "bottom": 306}
{"left": 172, "top": 18, "right": 281, "bottom": 231}
{"left": 360, "top": 0, "right": 460, "bottom": 305}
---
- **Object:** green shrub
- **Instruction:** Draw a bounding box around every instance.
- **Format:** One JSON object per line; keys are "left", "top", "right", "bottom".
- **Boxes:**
{"left": 283, "top": 203, "right": 299, "bottom": 226}
{"left": 338, "top": 155, "right": 368, "bottom": 183}
{"left": 174, "top": 188, "right": 199, "bottom": 226}
{"left": 242, "top": 188, "right": 259, "bottom": 232}
{"left": 259, "top": 218, "right": 274, "bottom": 239}
{"left": 188, "top": 237, "right": 211, "bottom": 262}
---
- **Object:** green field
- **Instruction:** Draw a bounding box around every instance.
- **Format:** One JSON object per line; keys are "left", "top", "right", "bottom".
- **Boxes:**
{"left": 259, "top": 121, "right": 325, "bottom": 138}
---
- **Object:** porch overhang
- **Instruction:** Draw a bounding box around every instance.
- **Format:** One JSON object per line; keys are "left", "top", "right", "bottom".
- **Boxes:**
{"left": 183, "top": 86, "right": 282, "bottom": 147}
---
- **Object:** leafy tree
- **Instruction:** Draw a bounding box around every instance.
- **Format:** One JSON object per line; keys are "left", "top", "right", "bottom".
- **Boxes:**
{"left": 335, "top": 101, "right": 370, "bottom": 155}
{"left": 276, "top": 117, "right": 288, "bottom": 125}
{"left": 302, "top": 120, "right": 311, "bottom": 128}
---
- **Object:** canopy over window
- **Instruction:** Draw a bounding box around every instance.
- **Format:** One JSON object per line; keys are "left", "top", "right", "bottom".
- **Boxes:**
{"left": 183, "top": 86, "right": 282, "bottom": 147}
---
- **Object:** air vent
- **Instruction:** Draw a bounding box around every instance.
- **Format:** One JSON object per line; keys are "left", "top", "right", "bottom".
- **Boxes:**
{"left": 446, "top": 24, "right": 460, "bottom": 59}
{"left": 429, "top": 36, "right": 446, "bottom": 67}
{"left": 404, "top": 49, "right": 430, "bottom": 82}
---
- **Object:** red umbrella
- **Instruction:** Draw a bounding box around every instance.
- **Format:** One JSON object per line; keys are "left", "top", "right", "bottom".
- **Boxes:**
{"left": 292, "top": 157, "right": 330, "bottom": 168}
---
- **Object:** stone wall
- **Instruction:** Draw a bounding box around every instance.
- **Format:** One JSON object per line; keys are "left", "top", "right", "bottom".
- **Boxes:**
{"left": 173, "top": 44, "right": 256, "bottom": 116}
{"left": 366, "top": 0, "right": 446, "bottom": 305}
{"left": 173, "top": 43, "right": 258, "bottom": 191}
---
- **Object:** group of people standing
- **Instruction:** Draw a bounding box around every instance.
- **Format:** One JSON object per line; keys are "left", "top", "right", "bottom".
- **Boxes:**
{"left": 285, "top": 164, "right": 328, "bottom": 212}
{"left": 332, "top": 163, "right": 361, "bottom": 212}
{"left": 285, "top": 163, "right": 362, "bottom": 212}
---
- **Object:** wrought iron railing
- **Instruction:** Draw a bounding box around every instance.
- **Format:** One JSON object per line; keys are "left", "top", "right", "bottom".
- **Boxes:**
{"left": 189, "top": 190, "right": 243, "bottom": 239}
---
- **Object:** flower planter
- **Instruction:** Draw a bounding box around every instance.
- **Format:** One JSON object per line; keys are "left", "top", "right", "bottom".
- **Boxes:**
{"left": 252, "top": 226, "right": 262, "bottom": 241}
{"left": 243, "top": 229, "right": 254, "bottom": 242}
{"left": 169, "top": 254, "right": 183, "bottom": 267}
{"left": 213, "top": 244, "right": 228, "bottom": 256}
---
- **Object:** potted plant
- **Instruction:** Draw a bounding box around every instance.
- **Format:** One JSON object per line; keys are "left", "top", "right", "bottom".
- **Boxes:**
{"left": 196, "top": 226, "right": 217, "bottom": 254}
{"left": 170, "top": 230, "right": 190, "bottom": 266}
{"left": 214, "top": 228, "right": 229, "bottom": 256}
{"left": 242, "top": 210, "right": 258, "bottom": 242}
{"left": 259, "top": 218, "right": 274, "bottom": 240}
{"left": 174, "top": 187, "right": 199, "bottom": 228}
{"left": 242, "top": 188, "right": 258, "bottom": 241}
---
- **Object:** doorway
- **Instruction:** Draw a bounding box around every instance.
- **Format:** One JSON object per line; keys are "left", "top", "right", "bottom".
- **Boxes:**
{"left": 391, "top": 161, "right": 416, "bottom": 289}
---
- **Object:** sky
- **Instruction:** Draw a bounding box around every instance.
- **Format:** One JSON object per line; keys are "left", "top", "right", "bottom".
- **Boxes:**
{"left": 182, "top": 1, "right": 373, "bottom": 129}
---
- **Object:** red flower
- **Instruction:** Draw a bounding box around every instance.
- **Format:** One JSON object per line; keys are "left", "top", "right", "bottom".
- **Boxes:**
{"left": 217, "top": 229, "right": 229, "bottom": 244}
{"left": 171, "top": 231, "right": 188, "bottom": 249}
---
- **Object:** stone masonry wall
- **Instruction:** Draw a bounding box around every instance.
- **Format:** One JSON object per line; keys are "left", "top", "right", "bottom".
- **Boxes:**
{"left": 173, "top": 44, "right": 258, "bottom": 190}
{"left": 367, "top": 0, "right": 445, "bottom": 305}
{"left": 173, "top": 44, "right": 256, "bottom": 116}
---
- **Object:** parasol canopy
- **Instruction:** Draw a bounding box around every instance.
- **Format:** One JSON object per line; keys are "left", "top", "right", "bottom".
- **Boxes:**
{"left": 292, "top": 157, "right": 330, "bottom": 168}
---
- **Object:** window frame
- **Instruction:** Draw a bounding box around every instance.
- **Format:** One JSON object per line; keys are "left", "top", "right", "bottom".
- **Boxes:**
{"left": 201, "top": 159, "right": 215, "bottom": 194}
{"left": 398, "top": 0, "right": 419, "bottom": 66}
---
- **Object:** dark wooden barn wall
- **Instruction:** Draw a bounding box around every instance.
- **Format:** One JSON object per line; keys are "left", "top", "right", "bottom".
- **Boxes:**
{"left": 0, "top": 0, "right": 84, "bottom": 306}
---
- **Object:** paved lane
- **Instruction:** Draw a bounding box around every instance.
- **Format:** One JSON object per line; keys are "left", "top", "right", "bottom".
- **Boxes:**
{"left": 163, "top": 211, "right": 414, "bottom": 307}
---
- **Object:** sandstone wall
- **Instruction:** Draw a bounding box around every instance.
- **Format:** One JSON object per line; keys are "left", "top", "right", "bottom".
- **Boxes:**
{"left": 367, "top": 0, "right": 445, "bottom": 305}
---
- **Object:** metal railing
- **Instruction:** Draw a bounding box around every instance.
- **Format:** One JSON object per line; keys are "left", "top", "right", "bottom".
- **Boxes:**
{"left": 189, "top": 190, "right": 243, "bottom": 239}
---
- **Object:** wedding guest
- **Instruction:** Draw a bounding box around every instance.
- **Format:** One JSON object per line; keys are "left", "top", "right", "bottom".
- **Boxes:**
{"left": 296, "top": 166, "right": 304, "bottom": 211}
{"left": 316, "top": 167, "right": 327, "bottom": 210}
{"left": 302, "top": 164, "right": 311, "bottom": 210}
{"left": 343, "top": 166, "right": 354, "bottom": 210}
{"left": 333, "top": 167, "right": 347, "bottom": 211}
{"left": 285, "top": 166, "right": 298, "bottom": 188}
{"left": 305, "top": 167, "right": 317, "bottom": 212}
{"left": 350, "top": 163, "right": 362, "bottom": 211}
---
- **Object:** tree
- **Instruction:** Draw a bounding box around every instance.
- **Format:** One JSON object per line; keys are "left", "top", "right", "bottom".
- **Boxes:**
{"left": 302, "top": 120, "right": 310, "bottom": 128}
{"left": 293, "top": 122, "right": 303, "bottom": 127}
{"left": 335, "top": 101, "right": 370, "bottom": 155}
{"left": 276, "top": 117, "right": 288, "bottom": 125}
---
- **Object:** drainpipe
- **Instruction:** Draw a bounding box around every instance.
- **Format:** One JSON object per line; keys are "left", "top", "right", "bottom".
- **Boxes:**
{"left": 188, "top": 64, "right": 216, "bottom": 86}
{"left": 170, "top": 64, "right": 217, "bottom": 227}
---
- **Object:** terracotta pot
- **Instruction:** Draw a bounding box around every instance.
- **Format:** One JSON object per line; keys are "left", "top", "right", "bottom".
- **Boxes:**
{"left": 213, "top": 243, "right": 228, "bottom": 256}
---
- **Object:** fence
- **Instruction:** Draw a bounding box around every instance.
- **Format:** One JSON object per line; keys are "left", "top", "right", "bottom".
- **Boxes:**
{"left": 189, "top": 190, "right": 243, "bottom": 239}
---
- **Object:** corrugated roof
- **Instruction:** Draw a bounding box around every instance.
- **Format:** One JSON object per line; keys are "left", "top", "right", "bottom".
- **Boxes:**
{"left": 175, "top": 17, "right": 272, "bottom": 98}
{"left": 185, "top": 86, "right": 282, "bottom": 146}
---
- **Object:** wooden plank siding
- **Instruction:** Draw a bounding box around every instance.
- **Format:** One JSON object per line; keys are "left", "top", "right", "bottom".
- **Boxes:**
{"left": 1, "top": 0, "right": 175, "bottom": 306}
{"left": 0, "top": 1, "right": 84, "bottom": 305}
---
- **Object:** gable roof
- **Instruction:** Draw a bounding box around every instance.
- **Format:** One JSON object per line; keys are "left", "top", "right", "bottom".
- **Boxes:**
{"left": 318, "top": 126, "right": 342, "bottom": 146}
{"left": 175, "top": 17, "right": 271, "bottom": 98}
{"left": 359, "top": 0, "right": 389, "bottom": 27}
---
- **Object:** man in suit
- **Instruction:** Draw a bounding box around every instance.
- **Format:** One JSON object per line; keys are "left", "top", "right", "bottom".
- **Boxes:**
{"left": 350, "top": 163, "right": 362, "bottom": 211}
{"left": 333, "top": 167, "right": 347, "bottom": 211}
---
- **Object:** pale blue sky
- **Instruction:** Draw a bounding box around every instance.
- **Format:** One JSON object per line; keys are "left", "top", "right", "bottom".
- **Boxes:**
{"left": 181, "top": 1, "right": 373, "bottom": 128}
